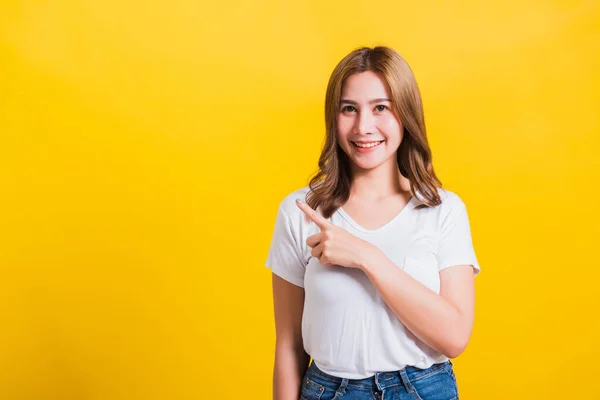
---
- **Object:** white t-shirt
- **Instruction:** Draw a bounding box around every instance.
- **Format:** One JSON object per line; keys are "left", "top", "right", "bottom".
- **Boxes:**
{"left": 265, "top": 185, "right": 480, "bottom": 379}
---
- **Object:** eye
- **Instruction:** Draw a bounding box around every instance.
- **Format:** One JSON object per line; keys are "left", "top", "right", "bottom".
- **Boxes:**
{"left": 341, "top": 105, "right": 356, "bottom": 113}
{"left": 375, "top": 105, "right": 387, "bottom": 112}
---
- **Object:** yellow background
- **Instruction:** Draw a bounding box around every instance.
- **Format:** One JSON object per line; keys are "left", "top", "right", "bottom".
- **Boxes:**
{"left": 1, "top": 1, "right": 599, "bottom": 399}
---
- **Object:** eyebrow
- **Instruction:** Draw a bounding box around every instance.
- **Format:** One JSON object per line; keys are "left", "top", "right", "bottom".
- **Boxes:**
{"left": 340, "top": 98, "right": 392, "bottom": 105}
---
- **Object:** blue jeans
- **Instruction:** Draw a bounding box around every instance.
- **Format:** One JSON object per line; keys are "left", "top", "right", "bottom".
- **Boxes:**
{"left": 300, "top": 359, "right": 459, "bottom": 400}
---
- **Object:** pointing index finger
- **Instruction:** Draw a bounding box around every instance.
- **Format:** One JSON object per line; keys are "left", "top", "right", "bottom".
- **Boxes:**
{"left": 295, "top": 199, "right": 331, "bottom": 230}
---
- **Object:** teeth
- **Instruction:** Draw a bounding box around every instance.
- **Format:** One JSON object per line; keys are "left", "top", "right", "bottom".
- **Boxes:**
{"left": 354, "top": 141, "right": 383, "bottom": 148}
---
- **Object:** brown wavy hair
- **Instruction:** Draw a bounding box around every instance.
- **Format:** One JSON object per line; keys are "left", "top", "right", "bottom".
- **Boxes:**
{"left": 305, "top": 46, "right": 443, "bottom": 218}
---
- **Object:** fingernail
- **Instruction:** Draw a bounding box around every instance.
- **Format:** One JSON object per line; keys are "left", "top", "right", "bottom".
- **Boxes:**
{"left": 295, "top": 198, "right": 302, "bottom": 204}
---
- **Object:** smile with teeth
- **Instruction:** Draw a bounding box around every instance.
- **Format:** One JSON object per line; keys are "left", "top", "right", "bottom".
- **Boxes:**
{"left": 352, "top": 140, "right": 384, "bottom": 148}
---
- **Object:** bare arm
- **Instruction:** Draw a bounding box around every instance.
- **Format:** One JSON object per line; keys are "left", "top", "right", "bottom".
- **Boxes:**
{"left": 361, "top": 250, "right": 476, "bottom": 358}
{"left": 272, "top": 273, "right": 310, "bottom": 400}
{"left": 294, "top": 198, "right": 476, "bottom": 359}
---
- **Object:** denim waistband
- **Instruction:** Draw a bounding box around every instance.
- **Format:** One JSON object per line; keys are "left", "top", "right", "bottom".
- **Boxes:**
{"left": 307, "top": 359, "right": 453, "bottom": 391}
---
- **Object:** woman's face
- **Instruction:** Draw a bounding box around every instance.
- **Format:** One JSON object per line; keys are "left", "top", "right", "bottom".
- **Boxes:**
{"left": 336, "top": 71, "right": 403, "bottom": 172}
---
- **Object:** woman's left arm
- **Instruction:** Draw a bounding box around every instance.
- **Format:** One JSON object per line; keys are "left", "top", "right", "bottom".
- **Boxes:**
{"left": 294, "top": 199, "right": 477, "bottom": 359}
{"left": 360, "top": 249, "right": 476, "bottom": 359}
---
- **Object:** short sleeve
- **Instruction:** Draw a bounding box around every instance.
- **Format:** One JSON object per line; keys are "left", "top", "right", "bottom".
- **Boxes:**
{"left": 436, "top": 198, "right": 481, "bottom": 277}
{"left": 265, "top": 204, "right": 307, "bottom": 287}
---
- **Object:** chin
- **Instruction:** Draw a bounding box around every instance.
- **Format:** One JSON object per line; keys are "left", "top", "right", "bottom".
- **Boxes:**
{"left": 352, "top": 159, "right": 386, "bottom": 170}
{"left": 352, "top": 153, "right": 397, "bottom": 171}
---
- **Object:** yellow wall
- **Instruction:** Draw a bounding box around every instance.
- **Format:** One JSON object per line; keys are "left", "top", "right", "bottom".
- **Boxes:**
{"left": 1, "top": 1, "right": 598, "bottom": 398}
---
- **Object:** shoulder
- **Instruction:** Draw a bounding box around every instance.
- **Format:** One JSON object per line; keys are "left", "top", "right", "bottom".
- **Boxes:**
{"left": 276, "top": 185, "right": 310, "bottom": 213}
{"left": 271, "top": 185, "right": 317, "bottom": 244}
{"left": 435, "top": 188, "right": 467, "bottom": 208}
{"left": 429, "top": 188, "right": 469, "bottom": 221}
{"left": 274, "top": 185, "right": 312, "bottom": 227}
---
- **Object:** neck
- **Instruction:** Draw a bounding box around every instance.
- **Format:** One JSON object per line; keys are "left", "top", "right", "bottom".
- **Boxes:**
{"left": 349, "top": 157, "right": 412, "bottom": 201}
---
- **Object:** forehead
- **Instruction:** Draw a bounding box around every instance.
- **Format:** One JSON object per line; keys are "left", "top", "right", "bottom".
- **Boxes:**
{"left": 341, "top": 71, "right": 390, "bottom": 99}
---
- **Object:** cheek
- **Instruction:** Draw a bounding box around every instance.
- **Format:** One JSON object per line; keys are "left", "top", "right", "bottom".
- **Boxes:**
{"left": 379, "top": 117, "right": 402, "bottom": 140}
{"left": 336, "top": 120, "right": 354, "bottom": 143}
{"left": 336, "top": 116, "right": 352, "bottom": 135}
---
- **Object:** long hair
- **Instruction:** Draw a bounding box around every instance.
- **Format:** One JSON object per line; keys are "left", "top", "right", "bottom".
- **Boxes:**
{"left": 306, "top": 46, "right": 443, "bottom": 218}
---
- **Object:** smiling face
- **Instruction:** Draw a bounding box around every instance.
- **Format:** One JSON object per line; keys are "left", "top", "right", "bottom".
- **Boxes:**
{"left": 336, "top": 70, "right": 403, "bottom": 174}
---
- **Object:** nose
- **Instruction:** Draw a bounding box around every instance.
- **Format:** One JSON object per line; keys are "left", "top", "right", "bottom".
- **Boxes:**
{"left": 354, "top": 109, "right": 375, "bottom": 135}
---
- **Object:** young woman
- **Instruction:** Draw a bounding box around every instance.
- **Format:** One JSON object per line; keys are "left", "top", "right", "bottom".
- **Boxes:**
{"left": 265, "top": 46, "right": 480, "bottom": 400}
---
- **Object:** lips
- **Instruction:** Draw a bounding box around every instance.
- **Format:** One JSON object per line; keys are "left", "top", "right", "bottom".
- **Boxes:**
{"left": 351, "top": 140, "right": 385, "bottom": 148}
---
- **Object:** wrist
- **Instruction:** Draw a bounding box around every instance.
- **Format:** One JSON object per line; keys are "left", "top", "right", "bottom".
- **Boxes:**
{"left": 359, "top": 243, "right": 382, "bottom": 273}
